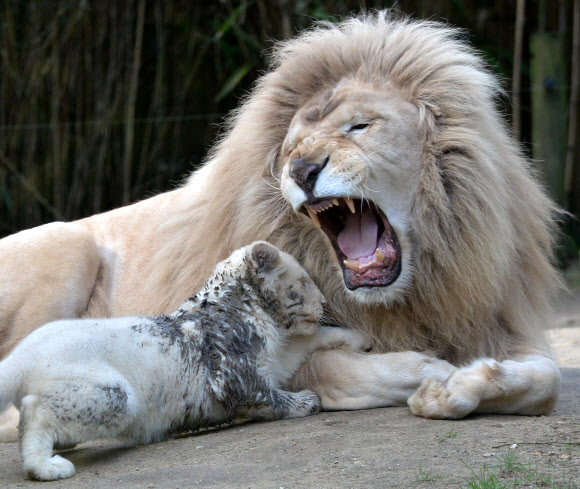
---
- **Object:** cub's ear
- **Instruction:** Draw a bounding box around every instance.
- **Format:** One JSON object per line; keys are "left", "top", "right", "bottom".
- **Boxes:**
{"left": 250, "top": 242, "right": 281, "bottom": 274}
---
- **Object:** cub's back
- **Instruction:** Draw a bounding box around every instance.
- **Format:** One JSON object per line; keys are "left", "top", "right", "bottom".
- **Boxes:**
{"left": 4, "top": 316, "right": 173, "bottom": 375}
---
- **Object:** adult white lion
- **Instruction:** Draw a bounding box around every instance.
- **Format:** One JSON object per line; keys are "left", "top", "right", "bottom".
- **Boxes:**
{"left": 0, "top": 12, "right": 562, "bottom": 420}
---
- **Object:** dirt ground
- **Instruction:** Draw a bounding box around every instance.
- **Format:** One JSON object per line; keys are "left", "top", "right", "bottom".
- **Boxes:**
{"left": 1, "top": 290, "right": 579, "bottom": 488}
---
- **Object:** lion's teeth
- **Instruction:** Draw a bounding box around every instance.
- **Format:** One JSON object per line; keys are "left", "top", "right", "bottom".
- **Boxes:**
{"left": 344, "top": 197, "right": 355, "bottom": 214}
{"left": 306, "top": 207, "right": 321, "bottom": 228}
{"left": 344, "top": 249, "right": 385, "bottom": 272}
{"left": 332, "top": 198, "right": 339, "bottom": 206}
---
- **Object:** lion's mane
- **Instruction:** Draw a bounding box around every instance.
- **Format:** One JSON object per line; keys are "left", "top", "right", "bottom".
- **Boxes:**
{"left": 146, "top": 12, "right": 561, "bottom": 364}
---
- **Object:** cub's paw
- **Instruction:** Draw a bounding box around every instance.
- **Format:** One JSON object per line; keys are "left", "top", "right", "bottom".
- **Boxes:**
{"left": 287, "top": 390, "right": 322, "bottom": 418}
{"left": 327, "top": 328, "right": 373, "bottom": 352}
{"left": 26, "top": 455, "right": 76, "bottom": 481}
{"left": 407, "top": 378, "right": 479, "bottom": 420}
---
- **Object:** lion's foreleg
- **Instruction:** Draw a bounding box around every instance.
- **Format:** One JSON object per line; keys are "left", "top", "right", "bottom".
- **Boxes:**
{"left": 287, "top": 349, "right": 457, "bottom": 410}
{"left": 408, "top": 354, "right": 560, "bottom": 419}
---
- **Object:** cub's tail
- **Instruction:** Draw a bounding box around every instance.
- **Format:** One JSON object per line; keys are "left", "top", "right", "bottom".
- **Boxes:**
{"left": 0, "top": 354, "right": 23, "bottom": 443}
{"left": 0, "top": 355, "right": 22, "bottom": 415}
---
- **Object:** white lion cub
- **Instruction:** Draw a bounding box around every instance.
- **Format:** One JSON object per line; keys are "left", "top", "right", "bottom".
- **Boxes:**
{"left": 0, "top": 241, "right": 369, "bottom": 481}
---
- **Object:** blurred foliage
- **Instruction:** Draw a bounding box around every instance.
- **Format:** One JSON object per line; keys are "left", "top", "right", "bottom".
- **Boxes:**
{"left": 0, "top": 0, "right": 578, "bottom": 265}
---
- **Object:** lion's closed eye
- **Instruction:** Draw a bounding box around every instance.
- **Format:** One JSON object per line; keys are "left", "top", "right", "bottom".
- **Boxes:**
{"left": 347, "top": 122, "right": 370, "bottom": 133}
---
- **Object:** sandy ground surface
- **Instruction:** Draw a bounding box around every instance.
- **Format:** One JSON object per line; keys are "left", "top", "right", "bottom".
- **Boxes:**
{"left": 1, "top": 291, "right": 579, "bottom": 488}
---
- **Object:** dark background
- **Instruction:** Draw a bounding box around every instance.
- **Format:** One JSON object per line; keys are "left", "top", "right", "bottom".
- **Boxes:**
{"left": 1, "top": 0, "right": 578, "bottom": 264}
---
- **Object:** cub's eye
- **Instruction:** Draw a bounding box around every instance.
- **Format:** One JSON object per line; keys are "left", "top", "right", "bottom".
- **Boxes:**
{"left": 347, "top": 122, "right": 371, "bottom": 134}
{"left": 288, "top": 290, "right": 300, "bottom": 301}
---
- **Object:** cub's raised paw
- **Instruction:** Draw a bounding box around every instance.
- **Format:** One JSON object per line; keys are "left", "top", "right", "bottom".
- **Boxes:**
{"left": 407, "top": 378, "right": 479, "bottom": 420}
{"left": 26, "top": 455, "right": 76, "bottom": 481}
{"left": 327, "top": 328, "right": 373, "bottom": 352}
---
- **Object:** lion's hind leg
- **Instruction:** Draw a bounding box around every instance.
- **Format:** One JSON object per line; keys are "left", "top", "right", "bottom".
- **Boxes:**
{"left": 408, "top": 354, "right": 561, "bottom": 419}
{"left": 0, "top": 222, "right": 101, "bottom": 360}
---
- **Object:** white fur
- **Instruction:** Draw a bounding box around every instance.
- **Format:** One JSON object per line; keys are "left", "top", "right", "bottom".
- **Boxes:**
{"left": 0, "top": 242, "right": 369, "bottom": 481}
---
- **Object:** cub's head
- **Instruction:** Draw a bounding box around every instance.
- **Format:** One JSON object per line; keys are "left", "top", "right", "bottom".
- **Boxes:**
{"left": 247, "top": 241, "right": 326, "bottom": 336}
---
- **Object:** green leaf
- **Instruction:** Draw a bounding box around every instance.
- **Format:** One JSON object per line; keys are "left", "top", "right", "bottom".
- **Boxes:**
{"left": 215, "top": 63, "right": 250, "bottom": 102}
{"left": 1, "top": 186, "right": 11, "bottom": 210}
{"left": 214, "top": 2, "right": 251, "bottom": 41}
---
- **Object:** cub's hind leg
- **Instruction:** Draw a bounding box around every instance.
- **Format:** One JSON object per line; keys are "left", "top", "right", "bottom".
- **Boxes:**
{"left": 19, "top": 380, "right": 136, "bottom": 480}
{"left": 19, "top": 395, "right": 76, "bottom": 481}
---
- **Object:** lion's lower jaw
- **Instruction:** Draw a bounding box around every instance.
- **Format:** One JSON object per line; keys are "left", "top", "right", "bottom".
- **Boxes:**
{"left": 343, "top": 268, "right": 412, "bottom": 307}
{"left": 335, "top": 239, "right": 413, "bottom": 307}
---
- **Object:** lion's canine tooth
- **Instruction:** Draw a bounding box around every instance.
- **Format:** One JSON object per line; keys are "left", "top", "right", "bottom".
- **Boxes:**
{"left": 332, "top": 198, "right": 339, "bottom": 206}
{"left": 306, "top": 207, "right": 321, "bottom": 228}
{"left": 344, "top": 197, "right": 356, "bottom": 214}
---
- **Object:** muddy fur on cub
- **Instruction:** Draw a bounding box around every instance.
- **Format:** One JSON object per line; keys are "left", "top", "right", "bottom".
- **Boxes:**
{"left": 0, "top": 241, "right": 369, "bottom": 481}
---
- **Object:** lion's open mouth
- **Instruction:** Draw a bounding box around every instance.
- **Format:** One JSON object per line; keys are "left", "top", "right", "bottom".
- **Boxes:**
{"left": 301, "top": 198, "right": 401, "bottom": 290}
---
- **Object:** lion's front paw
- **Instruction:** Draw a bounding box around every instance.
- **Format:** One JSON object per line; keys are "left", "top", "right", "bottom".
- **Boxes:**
{"left": 407, "top": 378, "right": 479, "bottom": 419}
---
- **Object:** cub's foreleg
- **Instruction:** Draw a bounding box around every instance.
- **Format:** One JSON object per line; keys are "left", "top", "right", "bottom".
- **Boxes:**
{"left": 408, "top": 354, "right": 560, "bottom": 419}
{"left": 309, "top": 326, "right": 373, "bottom": 352}
{"left": 279, "top": 326, "right": 373, "bottom": 391}
{"left": 282, "top": 325, "right": 372, "bottom": 368}
{"left": 238, "top": 388, "right": 321, "bottom": 421}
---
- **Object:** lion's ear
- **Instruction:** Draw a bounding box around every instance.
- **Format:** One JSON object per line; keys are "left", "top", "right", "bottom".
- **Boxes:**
{"left": 249, "top": 241, "right": 282, "bottom": 274}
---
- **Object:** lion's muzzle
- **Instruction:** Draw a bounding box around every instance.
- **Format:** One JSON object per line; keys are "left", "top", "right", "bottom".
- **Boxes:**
{"left": 289, "top": 156, "right": 328, "bottom": 195}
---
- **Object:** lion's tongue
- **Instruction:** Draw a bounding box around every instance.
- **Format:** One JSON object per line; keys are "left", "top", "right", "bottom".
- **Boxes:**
{"left": 337, "top": 207, "right": 378, "bottom": 259}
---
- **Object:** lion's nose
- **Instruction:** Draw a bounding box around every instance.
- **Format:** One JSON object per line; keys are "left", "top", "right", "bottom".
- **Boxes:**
{"left": 289, "top": 157, "right": 328, "bottom": 193}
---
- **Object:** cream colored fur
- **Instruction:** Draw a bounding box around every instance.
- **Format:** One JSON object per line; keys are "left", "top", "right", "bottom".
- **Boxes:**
{"left": 0, "top": 12, "right": 562, "bottom": 424}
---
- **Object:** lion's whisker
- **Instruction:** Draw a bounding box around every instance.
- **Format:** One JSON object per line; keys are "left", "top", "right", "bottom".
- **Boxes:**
{"left": 268, "top": 157, "right": 282, "bottom": 183}
{"left": 262, "top": 177, "right": 281, "bottom": 191}
{"left": 362, "top": 183, "right": 379, "bottom": 194}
